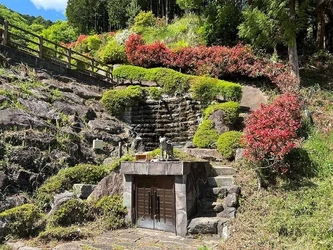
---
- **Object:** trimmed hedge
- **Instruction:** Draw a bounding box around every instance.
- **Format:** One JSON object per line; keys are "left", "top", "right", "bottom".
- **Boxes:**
{"left": 203, "top": 101, "right": 240, "bottom": 125}
{"left": 193, "top": 120, "right": 219, "bottom": 148}
{"left": 217, "top": 131, "right": 243, "bottom": 159}
{"left": 113, "top": 65, "right": 191, "bottom": 96}
{"left": 190, "top": 76, "right": 242, "bottom": 106}
{"left": 101, "top": 85, "right": 144, "bottom": 116}
{"left": 113, "top": 65, "right": 241, "bottom": 100}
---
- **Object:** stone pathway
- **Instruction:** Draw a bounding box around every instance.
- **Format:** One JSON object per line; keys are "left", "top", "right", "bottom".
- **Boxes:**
{"left": 52, "top": 228, "right": 222, "bottom": 250}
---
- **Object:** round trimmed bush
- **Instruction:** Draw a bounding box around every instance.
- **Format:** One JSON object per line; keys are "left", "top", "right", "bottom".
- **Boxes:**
{"left": 217, "top": 131, "right": 243, "bottom": 159}
{"left": 193, "top": 120, "right": 219, "bottom": 148}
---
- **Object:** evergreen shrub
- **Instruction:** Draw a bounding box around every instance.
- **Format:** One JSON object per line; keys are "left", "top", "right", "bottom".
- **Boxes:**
{"left": 203, "top": 101, "right": 240, "bottom": 125}
{"left": 48, "top": 199, "right": 93, "bottom": 227}
{"left": 101, "top": 85, "right": 144, "bottom": 116}
{"left": 217, "top": 131, "right": 243, "bottom": 159}
{"left": 99, "top": 38, "right": 126, "bottom": 64}
{"left": 38, "top": 225, "right": 87, "bottom": 242}
{"left": 0, "top": 204, "right": 45, "bottom": 240}
{"left": 193, "top": 120, "right": 219, "bottom": 148}
{"left": 190, "top": 76, "right": 242, "bottom": 105}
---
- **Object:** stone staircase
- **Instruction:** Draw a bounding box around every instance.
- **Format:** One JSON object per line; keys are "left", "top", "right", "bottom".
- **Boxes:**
{"left": 187, "top": 162, "right": 240, "bottom": 239}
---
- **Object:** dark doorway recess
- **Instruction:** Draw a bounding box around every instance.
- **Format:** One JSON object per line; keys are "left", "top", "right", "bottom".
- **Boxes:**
{"left": 134, "top": 176, "right": 175, "bottom": 233}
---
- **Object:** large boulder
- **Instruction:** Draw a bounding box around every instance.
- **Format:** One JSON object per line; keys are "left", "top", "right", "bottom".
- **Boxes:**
{"left": 87, "top": 172, "right": 123, "bottom": 202}
{"left": 48, "top": 191, "right": 75, "bottom": 217}
{"left": 0, "top": 108, "right": 47, "bottom": 130}
{"left": 209, "top": 110, "right": 230, "bottom": 134}
{"left": 73, "top": 184, "right": 97, "bottom": 199}
{"left": 240, "top": 85, "right": 268, "bottom": 111}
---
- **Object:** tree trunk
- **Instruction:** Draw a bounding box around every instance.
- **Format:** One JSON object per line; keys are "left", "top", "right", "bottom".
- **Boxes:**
{"left": 316, "top": 0, "right": 326, "bottom": 50}
{"left": 288, "top": 0, "right": 300, "bottom": 80}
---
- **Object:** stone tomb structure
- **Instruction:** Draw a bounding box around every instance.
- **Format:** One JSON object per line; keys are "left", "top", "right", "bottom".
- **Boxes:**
{"left": 120, "top": 161, "right": 210, "bottom": 237}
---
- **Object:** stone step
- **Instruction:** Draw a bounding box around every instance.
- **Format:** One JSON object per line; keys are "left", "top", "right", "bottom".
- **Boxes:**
{"left": 187, "top": 217, "right": 229, "bottom": 239}
{"left": 203, "top": 186, "right": 228, "bottom": 199}
{"left": 199, "top": 201, "right": 223, "bottom": 213}
{"left": 210, "top": 166, "right": 236, "bottom": 176}
{"left": 208, "top": 176, "right": 234, "bottom": 187}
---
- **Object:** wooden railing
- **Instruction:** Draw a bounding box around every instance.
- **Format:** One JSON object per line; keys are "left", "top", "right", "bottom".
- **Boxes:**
{"left": 0, "top": 20, "right": 113, "bottom": 81}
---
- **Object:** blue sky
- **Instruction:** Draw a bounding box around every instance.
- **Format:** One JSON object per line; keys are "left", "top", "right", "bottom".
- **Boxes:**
{"left": 0, "top": 0, "right": 67, "bottom": 22}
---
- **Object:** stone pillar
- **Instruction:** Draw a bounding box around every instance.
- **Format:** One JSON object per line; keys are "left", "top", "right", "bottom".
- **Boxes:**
{"left": 175, "top": 175, "right": 187, "bottom": 237}
{"left": 123, "top": 175, "right": 133, "bottom": 223}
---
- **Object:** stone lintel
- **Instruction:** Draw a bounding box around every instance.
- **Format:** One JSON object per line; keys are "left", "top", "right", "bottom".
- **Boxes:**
{"left": 120, "top": 161, "right": 194, "bottom": 176}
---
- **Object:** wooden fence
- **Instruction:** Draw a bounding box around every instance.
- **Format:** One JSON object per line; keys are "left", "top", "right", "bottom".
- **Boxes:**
{"left": 0, "top": 20, "right": 113, "bottom": 81}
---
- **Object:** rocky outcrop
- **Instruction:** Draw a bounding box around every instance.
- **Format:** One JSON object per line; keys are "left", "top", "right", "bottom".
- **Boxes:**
{"left": 87, "top": 171, "right": 123, "bottom": 201}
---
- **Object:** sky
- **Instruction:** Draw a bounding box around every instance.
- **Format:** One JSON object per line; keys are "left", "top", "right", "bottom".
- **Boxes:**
{"left": 0, "top": 0, "right": 67, "bottom": 22}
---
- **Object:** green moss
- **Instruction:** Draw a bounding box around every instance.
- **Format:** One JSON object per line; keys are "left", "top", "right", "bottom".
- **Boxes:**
{"left": 193, "top": 120, "right": 219, "bottom": 148}
{"left": 203, "top": 101, "right": 240, "bottom": 125}
{"left": 0, "top": 204, "right": 45, "bottom": 240}
{"left": 217, "top": 131, "right": 243, "bottom": 159}
{"left": 101, "top": 85, "right": 144, "bottom": 116}
{"left": 147, "top": 87, "right": 163, "bottom": 100}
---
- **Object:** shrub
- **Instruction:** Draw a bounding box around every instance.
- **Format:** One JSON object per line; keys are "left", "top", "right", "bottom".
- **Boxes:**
{"left": 48, "top": 199, "right": 93, "bottom": 227}
{"left": 242, "top": 94, "right": 302, "bottom": 174}
{"left": 147, "top": 68, "right": 191, "bottom": 95}
{"left": 86, "top": 35, "right": 102, "bottom": 52}
{"left": 217, "top": 131, "right": 243, "bottom": 159}
{"left": 101, "top": 85, "right": 144, "bottom": 116}
{"left": 113, "top": 65, "right": 147, "bottom": 81}
{"left": 71, "top": 54, "right": 90, "bottom": 70}
{"left": 193, "top": 120, "right": 219, "bottom": 148}
{"left": 190, "top": 77, "right": 242, "bottom": 106}
{"left": 132, "top": 11, "right": 156, "bottom": 33}
{"left": 91, "top": 195, "right": 127, "bottom": 230}
{"left": 38, "top": 225, "right": 88, "bottom": 242}
{"left": 0, "top": 204, "right": 45, "bottom": 240}
{"left": 147, "top": 87, "right": 163, "bottom": 100}
{"left": 203, "top": 102, "right": 240, "bottom": 125}
{"left": 99, "top": 38, "right": 126, "bottom": 64}
{"left": 36, "top": 157, "right": 132, "bottom": 210}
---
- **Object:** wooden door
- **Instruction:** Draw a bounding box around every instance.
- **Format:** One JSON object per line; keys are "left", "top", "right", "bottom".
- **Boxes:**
{"left": 135, "top": 176, "right": 175, "bottom": 232}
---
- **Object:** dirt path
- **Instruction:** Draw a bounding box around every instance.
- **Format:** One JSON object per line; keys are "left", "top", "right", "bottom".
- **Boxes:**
{"left": 52, "top": 228, "right": 222, "bottom": 250}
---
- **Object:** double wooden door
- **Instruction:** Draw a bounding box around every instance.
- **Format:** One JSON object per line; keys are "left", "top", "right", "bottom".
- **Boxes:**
{"left": 134, "top": 176, "right": 175, "bottom": 233}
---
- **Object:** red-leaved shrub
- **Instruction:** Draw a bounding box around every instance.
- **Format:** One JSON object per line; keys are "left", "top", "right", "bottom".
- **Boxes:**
{"left": 125, "top": 35, "right": 299, "bottom": 92}
{"left": 242, "top": 94, "right": 302, "bottom": 173}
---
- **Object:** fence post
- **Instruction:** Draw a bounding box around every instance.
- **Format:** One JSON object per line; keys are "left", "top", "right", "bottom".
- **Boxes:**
{"left": 67, "top": 48, "right": 72, "bottom": 69}
{"left": 38, "top": 36, "right": 43, "bottom": 58}
{"left": 108, "top": 66, "right": 112, "bottom": 81}
{"left": 91, "top": 58, "right": 94, "bottom": 74}
{"left": 3, "top": 20, "right": 8, "bottom": 46}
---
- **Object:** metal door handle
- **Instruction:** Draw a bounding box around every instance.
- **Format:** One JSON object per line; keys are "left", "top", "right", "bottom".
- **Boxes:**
{"left": 148, "top": 191, "right": 152, "bottom": 215}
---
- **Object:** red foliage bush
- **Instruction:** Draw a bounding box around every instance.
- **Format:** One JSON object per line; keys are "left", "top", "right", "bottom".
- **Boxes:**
{"left": 125, "top": 34, "right": 171, "bottom": 68}
{"left": 124, "top": 35, "right": 299, "bottom": 92}
{"left": 242, "top": 94, "right": 302, "bottom": 172}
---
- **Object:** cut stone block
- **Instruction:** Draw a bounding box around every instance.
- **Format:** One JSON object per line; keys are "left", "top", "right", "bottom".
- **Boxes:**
{"left": 208, "top": 176, "right": 234, "bottom": 187}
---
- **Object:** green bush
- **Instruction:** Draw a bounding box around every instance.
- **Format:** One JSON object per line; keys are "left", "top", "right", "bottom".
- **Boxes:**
{"left": 71, "top": 54, "right": 90, "bottom": 70}
{"left": 147, "top": 68, "right": 191, "bottom": 95}
{"left": 132, "top": 11, "right": 156, "bottom": 33}
{"left": 203, "top": 101, "right": 240, "bottom": 125}
{"left": 190, "top": 76, "right": 242, "bottom": 106}
{"left": 38, "top": 225, "right": 88, "bottom": 242}
{"left": 113, "top": 65, "right": 191, "bottom": 95}
{"left": 36, "top": 157, "right": 133, "bottom": 210}
{"left": 113, "top": 65, "right": 147, "bottom": 81}
{"left": 99, "top": 38, "right": 126, "bottom": 64}
{"left": 48, "top": 199, "right": 93, "bottom": 227}
{"left": 0, "top": 204, "right": 45, "bottom": 240}
{"left": 91, "top": 195, "right": 127, "bottom": 230}
{"left": 217, "top": 131, "right": 243, "bottom": 159}
{"left": 193, "top": 120, "right": 219, "bottom": 148}
{"left": 86, "top": 35, "right": 102, "bottom": 52}
{"left": 147, "top": 87, "right": 163, "bottom": 100}
{"left": 101, "top": 85, "right": 144, "bottom": 116}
